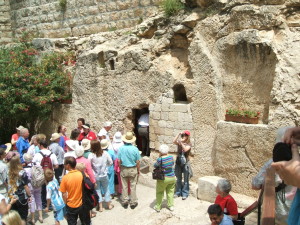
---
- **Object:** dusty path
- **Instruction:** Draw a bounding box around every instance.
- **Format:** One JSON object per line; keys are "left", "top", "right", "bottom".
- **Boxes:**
{"left": 37, "top": 183, "right": 258, "bottom": 225}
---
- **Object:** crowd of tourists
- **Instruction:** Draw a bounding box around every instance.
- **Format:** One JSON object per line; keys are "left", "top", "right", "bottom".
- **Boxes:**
{"left": 1, "top": 117, "right": 300, "bottom": 225}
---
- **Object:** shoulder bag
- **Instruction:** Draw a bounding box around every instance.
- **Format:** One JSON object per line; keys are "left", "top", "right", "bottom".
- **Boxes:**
{"left": 152, "top": 157, "right": 165, "bottom": 180}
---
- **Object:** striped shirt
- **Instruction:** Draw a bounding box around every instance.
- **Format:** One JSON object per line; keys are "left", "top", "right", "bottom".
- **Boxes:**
{"left": 46, "top": 178, "right": 65, "bottom": 211}
{"left": 154, "top": 155, "right": 175, "bottom": 177}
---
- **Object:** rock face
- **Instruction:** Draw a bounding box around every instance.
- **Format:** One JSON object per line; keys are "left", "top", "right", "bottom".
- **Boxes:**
{"left": 37, "top": 1, "right": 300, "bottom": 197}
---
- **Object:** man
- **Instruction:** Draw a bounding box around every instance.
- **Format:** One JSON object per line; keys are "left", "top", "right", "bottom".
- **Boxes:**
{"left": 118, "top": 132, "right": 141, "bottom": 209}
{"left": 98, "top": 121, "right": 112, "bottom": 140}
{"left": 207, "top": 204, "right": 233, "bottom": 225}
{"left": 11, "top": 125, "right": 24, "bottom": 151}
{"left": 16, "top": 127, "right": 30, "bottom": 164}
{"left": 49, "top": 133, "right": 65, "bottom": 183}
{"left": 138, "top": 112, "right": 149, "bottom": 156}
{"left": 60, "top": 156, "right": 89, "bottom": 225}
{"left": 78, "top": 124, "right": 97, "bottom": 142}
{"left": 33, "top": 139, "right": 59, "bottom": 209}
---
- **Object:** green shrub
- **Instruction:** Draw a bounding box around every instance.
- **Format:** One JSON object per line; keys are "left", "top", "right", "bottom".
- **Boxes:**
{"left": 161, "top": 0, "right": 184, "bottom": 17}
{"left": 0, "top": 31, "right": 75, "bottom": 142}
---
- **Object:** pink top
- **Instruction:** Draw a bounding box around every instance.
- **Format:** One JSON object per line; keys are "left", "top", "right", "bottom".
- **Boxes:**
{"left": 76, "top": 157, "right": 96, "bottom": 184}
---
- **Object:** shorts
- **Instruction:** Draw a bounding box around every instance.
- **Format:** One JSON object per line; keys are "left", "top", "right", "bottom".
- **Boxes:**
{"left": 54, "top": 207, "right": 66, "bottom": 221}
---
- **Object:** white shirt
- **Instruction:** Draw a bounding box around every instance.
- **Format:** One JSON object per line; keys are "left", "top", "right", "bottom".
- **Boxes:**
{"left": 98, "top": 128, "right": 110, "bottom": 140}
{"left": 32, "top": 149, "right": 58, "bottom": 167}
{"left": 64, "top": 151, "right": 76, "bottom": 158}
{"left": 138, "top": 113, "right": 149, "bottom": 126}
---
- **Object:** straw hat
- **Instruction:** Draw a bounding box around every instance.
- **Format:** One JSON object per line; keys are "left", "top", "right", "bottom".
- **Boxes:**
{"left": 16, "top": 125, "right": 24, "bottom": 131}
{"left": 75, "top": 146, "right": 84, "bottom": 157}
{"left": 100, "top": 139, "right": 109, "bottom": 149}
{"left": 81, "top": 139, "right": 91, "bottom": 151}
{"left": 122, "top": 132, "right": 136, "bottom": 143}
{"left": 113, "top": 132, "right": 122, "bottom": 143}
{"left": 66, "top": 140, "right": 79, "bottom": 151}
{"left": 50, "top": 133, "right": 61, "bottom": 141}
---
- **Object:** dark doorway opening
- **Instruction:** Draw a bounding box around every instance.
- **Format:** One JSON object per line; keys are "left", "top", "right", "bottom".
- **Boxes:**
{"left": 132, "top": 106, "right": 150, "bottom": 156}
{"left": 173, "top": 83, "right": 188, "bottom": 103}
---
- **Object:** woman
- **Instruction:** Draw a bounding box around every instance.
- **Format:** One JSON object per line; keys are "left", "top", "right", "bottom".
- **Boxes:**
{"left": 57, "top": 125, "right": 69, "bottom": 151}
{"left": 173, "top": 130, "right": 192, "bottom": 200}
{"left": 7, "top": 155, "right": 31, "bottom": 222}
{"left": 153, "top": 144, "right": 176, "bottom": 212}
{"left": 2, "top": 210, "right": 23, "bottom": 225}
{"left": 111, "top": 132, "right": 124, "bottom": 194}
{"left": 75, "top": 146, "right": 96, "bottom": 184}
{"left": 88, "top": 140, "right": 114, "bottom": 212}
{"left": 214, "top": 179, "right": 238, "bottom": 220}
{"left": 76, "top": 118, "right": 85, "bottom": 134}
{"left": 23, "top": 153, "right": 43, "bottom": 224}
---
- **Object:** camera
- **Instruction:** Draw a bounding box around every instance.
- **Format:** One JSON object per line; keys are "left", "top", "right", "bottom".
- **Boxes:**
{"left": 273, "top": 142, "right": 292, "bottom": 162}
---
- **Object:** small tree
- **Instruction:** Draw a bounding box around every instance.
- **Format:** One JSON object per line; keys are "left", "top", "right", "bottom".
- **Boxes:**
{"left": 0, "top": 31, "right": 75, "bottom": 142}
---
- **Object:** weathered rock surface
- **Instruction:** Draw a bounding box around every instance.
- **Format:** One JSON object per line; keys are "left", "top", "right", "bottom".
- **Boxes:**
{"left": 36, "top": 1, "right": 300, "bottom": 197}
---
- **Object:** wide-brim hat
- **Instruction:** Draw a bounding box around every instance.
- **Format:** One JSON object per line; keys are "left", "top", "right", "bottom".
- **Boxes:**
{"left": 16, "top": 125, "right": 24, "bottom": 131}
{"left": 50, "top": 132, "right": 61, "bottom": 141}
{"left": 75, "top": 145, "right": 84, "bottom": 157}
{"left": 66, "top": 140, "right": 79, "bottom": 151}
{"left": 100, "top": 139, "right": 109, "bottom": 149}
{"left": 81, "top": 139, "right": 91, "bottom": 151}
{"left": 4, "top": 143, "right": 12, "bottom": 154}
{"left": 122, "top": 132, "right": 136, "bottom": 143}
{"left": 113, "top": 132, "right": 122, "bottom": 143}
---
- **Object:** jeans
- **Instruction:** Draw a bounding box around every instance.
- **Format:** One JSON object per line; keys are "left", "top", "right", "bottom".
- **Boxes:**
{"left": 96, "top": 176, "right": 111, "bottom": 203}
{"left": 175, "top": 163, "right": 189, "bottom": 197}
{"left": 155, "top": 176, "right": 176, "bottom": 210}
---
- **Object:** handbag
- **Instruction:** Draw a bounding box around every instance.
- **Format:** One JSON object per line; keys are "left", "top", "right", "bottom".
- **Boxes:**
{"left": 152, "top": 158, "right": 165, "bottom": 180}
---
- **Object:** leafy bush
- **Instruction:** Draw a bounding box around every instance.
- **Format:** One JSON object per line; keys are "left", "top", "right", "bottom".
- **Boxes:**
{"left": 161, "top": 0, "right": 184, "bottom": 17}
{"left": 0, "top": 31, "right": 75, "bottom": 142}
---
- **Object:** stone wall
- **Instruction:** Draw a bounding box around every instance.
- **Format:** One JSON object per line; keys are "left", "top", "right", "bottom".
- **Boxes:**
{"left": 7, "top": 0, "right": 159, "bottom": 39}
{"left": 0, "top": 0, "right": 12, "bottom": 44}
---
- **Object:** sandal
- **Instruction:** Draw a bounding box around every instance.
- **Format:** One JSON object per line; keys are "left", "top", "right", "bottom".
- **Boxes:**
{"left": 108, "top": 204, "right": 114, "bottom": 210}
{"left": 98, "top": 208, "right": 104, "bottom": 212}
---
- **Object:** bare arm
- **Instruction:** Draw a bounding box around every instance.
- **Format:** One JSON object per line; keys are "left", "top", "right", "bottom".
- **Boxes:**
{"left": 11, "top": 138, "right": 17, "bottom": 145}
{"left": 173, "top": 133, "right": 180, "bottom": 145}
{"left": 181, "top": 143, "right": 191, "bottom": 152}
{"left": 136, "top": 160, "right": 140, "bottom": 175}
{"left": 62, "top": 192, "right": 67, "bottom": 204}
{"left": 230, "top": 215, "right": 238, "bottom": 220}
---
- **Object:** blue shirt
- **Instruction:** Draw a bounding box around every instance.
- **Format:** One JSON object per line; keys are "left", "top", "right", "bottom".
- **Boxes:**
{"left": 46, "top": 178, "right": 65, "bottom": 211}
{"left": 118, "top": 143, "right": 141, "bottom": 167}
{"left": 16, "top": 137, "right": 30, "bottom": 163}
{"left": 58, "top": 136, "right": 65, "bottom": 149}
{"left": 220, "top": 214, "right": 234, "bottom": 225}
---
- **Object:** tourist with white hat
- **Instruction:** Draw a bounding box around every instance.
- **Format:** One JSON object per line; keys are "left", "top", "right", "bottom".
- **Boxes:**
{"left": 118, "top": 131, "right": 141, "bottom": 209}
{"left": 64, "top": 140, "right": 79, "bottom": 159}
{"left": 98, "top": 121, "right": 112, "bottom": 141}
{"left": 49, "top": 133, "right": 65, "bottom": 183}
{"left": 11, "top": 125, "right": 24, "bottom": 151}
{"left": 110, "top": 132, "right": 124, "bottom": 195}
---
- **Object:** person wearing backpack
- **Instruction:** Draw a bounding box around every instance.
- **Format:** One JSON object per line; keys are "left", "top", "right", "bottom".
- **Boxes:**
{"left": 23, "top": 153, "right": 43, "bottom": 224}
{"left": 44, "top": 168, "right": 66, "bottom": 225}
{"left": 49, "top": 133, "right": 65, "bottom": 184}
{"left": 32, "top": 139, "right": 59, "bottom": 210}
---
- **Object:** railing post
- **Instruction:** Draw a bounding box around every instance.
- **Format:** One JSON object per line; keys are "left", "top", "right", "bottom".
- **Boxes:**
{"left": 261, "top": 167, "right": 275, "bottom": 225}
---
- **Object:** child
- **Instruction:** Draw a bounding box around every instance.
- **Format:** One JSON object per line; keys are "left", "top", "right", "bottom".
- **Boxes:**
{"left": 44, "top": 168, "right": 65, "bottom": 225}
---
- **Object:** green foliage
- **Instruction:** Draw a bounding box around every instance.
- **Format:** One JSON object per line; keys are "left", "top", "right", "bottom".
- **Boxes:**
{"left": 161, "top": 0, "right": 184, "bottom": 17}
{"left": 59, "top": 0, "right": 67, "bottom": 12}
{"left": 226, "top": 109, "right": 260, "bottom": 118}
{"left": 108, "top": 27, "right": 117, "bottom": 32}
{"left": 0, "top": 31, "right": 75, "bottom": 142}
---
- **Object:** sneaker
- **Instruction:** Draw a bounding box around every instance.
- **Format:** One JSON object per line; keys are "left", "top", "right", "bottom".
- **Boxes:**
{"left": 130, "top": 203, "right": 138, "bottom": 209}
{"left": 168, "top": 206, "right": 174, "bottom": 211}
{"left": 123, "top": 202, "right": 129, "bottom": 209}
{"left": 182, "top": 196, "right": 187, "bottom": 200}
{"left": 153, "top": 206, "right": 160, "bottom": 212}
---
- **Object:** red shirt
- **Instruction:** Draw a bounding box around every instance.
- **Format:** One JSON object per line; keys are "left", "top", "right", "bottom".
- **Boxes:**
{"left": 11, "top": 133, "right": 19, "bottom": 150}
{"left": 214, "top": 194, "right": 238, "bottom": 216}
{"left": 78, "top": 131, "right": 97, "bottom": 141}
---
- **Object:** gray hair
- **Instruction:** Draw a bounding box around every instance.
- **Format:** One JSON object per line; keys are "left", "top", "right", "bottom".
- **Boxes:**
{"left": 159, "top": 144, "right": 169, "bottom": 155}
{"left": 104, "top": 121, "right": 112, "bottom": 127}
{"left": 217, "top": 179, "right": 232, "bottom": 194}
{"left": 20, "top": 128, "right": 28, "bottom": 136}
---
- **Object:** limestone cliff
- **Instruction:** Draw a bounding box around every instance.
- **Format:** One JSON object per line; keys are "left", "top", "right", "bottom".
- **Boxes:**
{"left": 36, "top": 0, "right": 300, "bottom": 196}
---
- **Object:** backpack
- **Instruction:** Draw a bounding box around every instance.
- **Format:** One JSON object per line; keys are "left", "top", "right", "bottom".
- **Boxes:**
{"left": 40, "top": 152, "right": 53, "bottom": 170}
{"left": 82, "top": 172, "right": 99, "bottom": 210}
{"left": 31, "top": 164, "right": 45, "bottom": 188}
